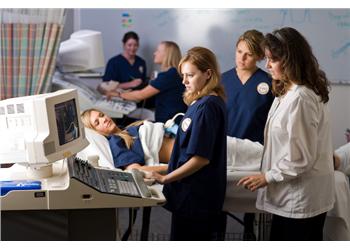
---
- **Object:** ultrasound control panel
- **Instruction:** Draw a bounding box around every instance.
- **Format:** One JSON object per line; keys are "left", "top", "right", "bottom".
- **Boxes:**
{"left": 69, "top": 158, "right": 151, "bottom": 198}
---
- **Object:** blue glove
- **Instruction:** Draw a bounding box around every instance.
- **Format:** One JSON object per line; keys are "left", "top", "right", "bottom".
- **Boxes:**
{"left": 164, "top": 124, "right": 179, "bottom": 137}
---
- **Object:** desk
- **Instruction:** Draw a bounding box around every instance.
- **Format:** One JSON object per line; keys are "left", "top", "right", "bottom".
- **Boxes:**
{"left": 0, "top": 159, "right": 165, "bottom": 241}
{"left": 1, "top": 209, "right": 117, "bottom": 240}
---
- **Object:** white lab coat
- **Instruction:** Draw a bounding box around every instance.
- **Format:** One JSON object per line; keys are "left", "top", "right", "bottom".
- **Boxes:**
{"left": 256, "top": 84, "right": 335, "bottom": 218}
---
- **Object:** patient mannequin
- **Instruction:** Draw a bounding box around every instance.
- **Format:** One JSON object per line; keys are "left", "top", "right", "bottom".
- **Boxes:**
{"left": 81, "top": 108, "right": 174, "bottom": 173}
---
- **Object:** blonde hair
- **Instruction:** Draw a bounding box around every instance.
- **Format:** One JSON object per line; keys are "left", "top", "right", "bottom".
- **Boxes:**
{"left": 179, "top": 46, "right": 226, "bottom": 105}
{"left": 80, "top": 108, "right": 143, "bottom": 149}
{"left": 161, "top": 41, "right": 182, "bottom": 70}
{"left": 236, "top": 29, "right": 265, "bottom": 60}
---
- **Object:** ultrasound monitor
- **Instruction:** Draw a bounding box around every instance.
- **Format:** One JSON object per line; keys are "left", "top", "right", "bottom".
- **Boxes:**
{"left": 57, "top": 30, "right": 105, "bottom": 73}
{"left": 0, "top": 89, "right": 89, "bottom": 179}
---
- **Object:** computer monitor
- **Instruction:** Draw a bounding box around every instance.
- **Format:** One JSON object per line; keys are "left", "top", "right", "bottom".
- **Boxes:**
{"left": 57, "top": 30, "right": 105, "bottom": 73}
{"left": 0, "top": 89, "right": 89, "bottom": 178}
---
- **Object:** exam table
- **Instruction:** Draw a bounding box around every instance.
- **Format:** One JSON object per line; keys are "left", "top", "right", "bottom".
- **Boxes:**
{"left": 78, "top": 128, "right": 350, "bottom": 240}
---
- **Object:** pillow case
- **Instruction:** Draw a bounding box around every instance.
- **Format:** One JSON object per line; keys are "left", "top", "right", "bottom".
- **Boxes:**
{"left": 76, "top": 128, "right": 114, "bottom": 169}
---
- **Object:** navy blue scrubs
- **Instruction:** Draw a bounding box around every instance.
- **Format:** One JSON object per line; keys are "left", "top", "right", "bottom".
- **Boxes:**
{"left": 103, "top": 54, "right": 147, "bottom": 87}
{"left": 221, "top": 68, "right": 273, "bottom": 144}
{"left": 150, "top": 67, "right": 187, "bottom": 123}
{"left": 107, "top": 125, "right": 145, "bottom": 170}
{"left": 163, "top": 95, "right": 227, "bottom": 240}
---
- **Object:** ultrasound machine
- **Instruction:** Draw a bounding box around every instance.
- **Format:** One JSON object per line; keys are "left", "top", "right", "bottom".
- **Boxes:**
{"left": 53, "top": 29, "right": 137, "bottom": 119}
{"left": 0, "top": 89, "right": 165, "bottom": 240}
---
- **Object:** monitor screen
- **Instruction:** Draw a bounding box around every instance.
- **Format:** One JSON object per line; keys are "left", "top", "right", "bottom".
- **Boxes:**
{"left": 55, "top": 99, "right": 80, "bottom": 146}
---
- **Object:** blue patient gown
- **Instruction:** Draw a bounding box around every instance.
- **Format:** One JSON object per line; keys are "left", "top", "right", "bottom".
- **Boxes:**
{"left": 107, "top": 125, "right": 145, "bottom": 170}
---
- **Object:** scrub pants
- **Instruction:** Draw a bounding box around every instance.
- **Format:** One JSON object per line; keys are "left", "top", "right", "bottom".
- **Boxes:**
{"left": 170, "top": 212, "right": 224, "bottom": 241}
{"left": 270, "top": 212, "right": 327, "bottom": 241}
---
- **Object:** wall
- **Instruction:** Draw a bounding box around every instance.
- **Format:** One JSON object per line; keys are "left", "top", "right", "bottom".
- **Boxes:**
{"left": 62, "top": 9, "right": 75, "bottom": 41}
{"left": 329, "top": 85, "right": 350, "bottom": 148}
{"left": 64, "top": 8, "right": 350, "bottom": 148}
{"left": 77, "top": 9, "right": 350, "bottom": 83}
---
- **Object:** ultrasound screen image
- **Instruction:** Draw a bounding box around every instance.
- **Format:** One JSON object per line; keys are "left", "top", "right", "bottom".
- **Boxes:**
{"left": 55, "top": 99, "right": 80, "bottom": 146}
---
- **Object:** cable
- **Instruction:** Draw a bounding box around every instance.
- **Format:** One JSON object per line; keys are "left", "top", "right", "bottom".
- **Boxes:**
{"left": 164, "top": 112, "right": 185, "bottom": 128}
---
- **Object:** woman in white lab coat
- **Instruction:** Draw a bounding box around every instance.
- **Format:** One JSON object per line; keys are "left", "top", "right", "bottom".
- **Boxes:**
{"left": 238, "top": 27, "right": 335, "bottom": 240}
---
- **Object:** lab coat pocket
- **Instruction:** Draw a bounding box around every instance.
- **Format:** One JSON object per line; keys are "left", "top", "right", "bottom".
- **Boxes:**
{"left": 265, "top": 181, "right": 295, "bottom": 211}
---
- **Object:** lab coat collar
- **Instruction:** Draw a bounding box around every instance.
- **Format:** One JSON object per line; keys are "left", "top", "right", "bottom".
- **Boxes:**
{"left": 279, "top": 83, "right": 299, "bottom": 103}
{"left": 289, "top": 83, "right": 299, "bottom": 92}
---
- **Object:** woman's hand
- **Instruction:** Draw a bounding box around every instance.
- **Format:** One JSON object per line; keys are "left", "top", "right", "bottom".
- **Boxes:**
{"left": 149, "top": 171, "right": 167, "bottom": 184}
{"left": 105, "top": 89, "right": 122, "bottom": 100}
{"left": 237, "top": 173, "right": 267, "bottom": 192}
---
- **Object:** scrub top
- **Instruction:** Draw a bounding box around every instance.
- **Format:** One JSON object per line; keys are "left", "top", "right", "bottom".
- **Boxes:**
{"left": 222, "top": 68, "right": 273, "bottom": 144}
{"left": 103, "top": 54, "right": 147, "bottom": 87}
{"left": 107, "top": 125, "right": 145, "bottom": 170}
{"left": 163, "top": 95, "right": 227, "bottom": 218}
{"left": 150, "top": 67, "right": 187, "bottom": 123}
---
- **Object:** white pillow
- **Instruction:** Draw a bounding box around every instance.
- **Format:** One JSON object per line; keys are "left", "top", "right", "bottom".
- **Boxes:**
{"left": 77, "top": 128, "right": 115, "bottom": 169}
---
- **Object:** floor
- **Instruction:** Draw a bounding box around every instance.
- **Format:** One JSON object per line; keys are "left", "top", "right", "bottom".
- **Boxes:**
{"left": 117, "top": 206, "right": 250, "bottom": 241}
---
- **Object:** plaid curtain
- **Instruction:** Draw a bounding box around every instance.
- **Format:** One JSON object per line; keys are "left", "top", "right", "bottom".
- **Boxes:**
{"left": 0, "top": 9, "right": 65, "bottom": 100}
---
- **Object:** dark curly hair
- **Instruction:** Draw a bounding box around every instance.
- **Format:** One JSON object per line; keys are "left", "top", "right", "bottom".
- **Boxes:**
{"left": 262, "top": 27, "right": 330, "bottom": 103}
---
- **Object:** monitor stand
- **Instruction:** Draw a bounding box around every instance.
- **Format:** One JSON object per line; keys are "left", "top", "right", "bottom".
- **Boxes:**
{"left": 25, "top": 164, "right": 53, "bottom": 179}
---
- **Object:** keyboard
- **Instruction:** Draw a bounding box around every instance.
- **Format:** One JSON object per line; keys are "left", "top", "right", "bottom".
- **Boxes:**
{"left": 95, "top": 98, "right": 136, "bottom": 115}
{"left": 68, "top": 157, "right": 151, "bottom": 198}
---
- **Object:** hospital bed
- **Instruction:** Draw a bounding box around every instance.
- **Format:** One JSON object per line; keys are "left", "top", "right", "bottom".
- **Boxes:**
{"left": 79, "top": 127, "right": 350, "bottom": 240}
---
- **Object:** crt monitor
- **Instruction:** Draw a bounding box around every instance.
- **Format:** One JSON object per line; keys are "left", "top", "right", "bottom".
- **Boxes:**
{"left": 0, "top": 89, "right": 89, "bottom": 178}
{"left": 57, "top": 29, "right": 105, "bottom": 73}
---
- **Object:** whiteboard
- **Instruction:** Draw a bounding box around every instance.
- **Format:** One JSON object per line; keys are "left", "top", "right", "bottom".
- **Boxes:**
{"left": 79, "top": 9, "right": 350, "bottom": 84}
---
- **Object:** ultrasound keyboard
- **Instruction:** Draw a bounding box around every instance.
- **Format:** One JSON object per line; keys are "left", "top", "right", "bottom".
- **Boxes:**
{"left": 95, "top": 97, "right": 136, "bottom": 115}
{"left": 68, "top": 158, "right": 151, "bottom": 198}
{"left": 52, "top": 72, "right": 137, "bottom": 115}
